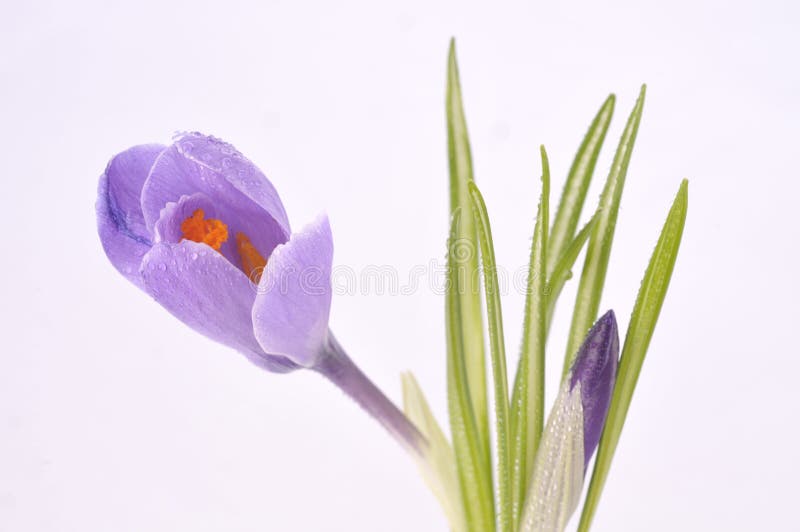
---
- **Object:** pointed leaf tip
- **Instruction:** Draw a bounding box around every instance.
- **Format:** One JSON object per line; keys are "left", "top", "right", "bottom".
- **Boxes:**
{"left": 578, "top": 179, "right": 688, "bottom": 532}
{"left": 401, "top": 372, "right": 466, "bottom": 532}
{"left": 547, "top": 92, "right": 617, "bottom": 284}
{"left": 470, "top": 181, "right": 513, "bottom": 532}
{"left": 562, "top": 88, "right": 647, "bottom": 376}
{"left": 510, "top": 146, "right": 550, "bottom": 526}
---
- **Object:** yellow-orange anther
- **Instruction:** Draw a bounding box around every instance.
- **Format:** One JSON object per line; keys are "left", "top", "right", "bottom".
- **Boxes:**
{"left": 180, "top": 209, "right": 229, "bottom": 251}
{"left": 236, "top": 232, "right": 268, "bottom": 283}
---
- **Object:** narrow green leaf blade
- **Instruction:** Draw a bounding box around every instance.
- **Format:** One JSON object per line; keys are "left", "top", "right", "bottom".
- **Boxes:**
{"left": 510, "top": 146, "right": 550, "bottom": 526}
{"left": 447, "top": 38, "right": 490, "bottom": 455}
{"left": 545, "top": 215, "right": 596, "bottom": 328}
{"left": 446, "top": 211, "right": 495, "bottom": 532}
{"left": 402, "top": 372, "right": 467, "bottom": 532}
{"left": 578, "top": 179, "right": 688, "bottom": 532}
{"left": 563, "top": 86, "right": 647, "bottom": 376}
{"left": 547, "top": 94, "right": 615, "bottom": 275}
{"left": 469, "top": 182, "right": 512, "bottom": 532}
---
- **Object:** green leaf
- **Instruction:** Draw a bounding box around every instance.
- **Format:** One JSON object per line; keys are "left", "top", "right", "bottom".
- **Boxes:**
{"left": 401, "top": 372, "right": 467, "bottom": 532}
{"left": 510, "top": 146, "right": 550, "bottom": 527}
{"left": 446, "top": 38, "right": 490, "bottom": 457}
{"left": 469, "top": 182, "right": 512, "bottom": 532}
{"left": 577, "top": 179, "right": 688, "bottom": 532}
{"left": 547, "top": 94, "right": 615, "bottom": 276}
{"left": 446, "top": 210, "right": 495, "bottom": 532}
{"left": 563, "top": 86, "right": 647, "bottom": 376}
{"left": 545, "top": 215, "right": 596, "bottom": 329}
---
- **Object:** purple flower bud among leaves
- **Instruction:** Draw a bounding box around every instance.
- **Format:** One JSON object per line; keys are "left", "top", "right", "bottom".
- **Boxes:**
{"left": 521, "top": 311, "right": 620, "bottom": 531}
{"left": 569, "top": 309, "right": 619, "bottom": 467}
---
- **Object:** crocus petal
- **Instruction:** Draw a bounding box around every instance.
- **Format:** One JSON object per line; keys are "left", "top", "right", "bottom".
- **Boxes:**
{"left": 151, "top": 192, "right": 244, "bottom": 268}
{"left": 153, "top": 192, "right": 218, "bottom": 244}
{"left": 252, "top": 214, "right": 333, "bottom": 367}
{"left": 521, "top": 381, "right": 585, "bottom": 532}
{"left": 96, "top": 144, "right": 165, "bottom": 289}
{"left": 569, "top": 309, "right": 619, "bottom": 467}
{"left": 140, "top": 133, "right": 290, "bottom": 240}
{"left": 140, "top": 240, "right": 296, "bottom": 373}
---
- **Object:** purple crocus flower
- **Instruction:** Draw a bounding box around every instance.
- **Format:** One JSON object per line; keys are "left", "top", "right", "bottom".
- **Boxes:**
{"left": 96, "top": 132, "right": 423, "bottom": 454}
{"left": 569, "top": 309, "right": 619, "bottom": 467}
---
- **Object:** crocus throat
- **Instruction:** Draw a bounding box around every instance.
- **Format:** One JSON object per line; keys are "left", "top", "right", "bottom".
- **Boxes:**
{"left": 180, "top": 209, "right": 228, "bottom": 251}
{"left": 180, "top": 208, "right": 268, "bottom": 282}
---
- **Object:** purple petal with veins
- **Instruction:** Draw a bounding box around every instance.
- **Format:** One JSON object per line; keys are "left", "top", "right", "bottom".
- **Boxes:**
{"left": 96, "top": 144, "right": 165, "bottom": 289}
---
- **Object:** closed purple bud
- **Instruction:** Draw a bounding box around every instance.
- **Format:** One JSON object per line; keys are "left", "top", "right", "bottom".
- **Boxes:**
{"left": 569, "top": 309, "right": 619, "bottom": 467}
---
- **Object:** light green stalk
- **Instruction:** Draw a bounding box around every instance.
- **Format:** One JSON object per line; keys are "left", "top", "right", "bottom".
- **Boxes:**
{"left": 469, "top": 183, "right": 512, "bottom": 532}
{"left": 563, "top": 86, "right": 647, "bottom": 376}
{"left": 510, "top": 147, "right": 550, "bottom": 527}
{"left": 547, "top": 95, "right": 615, "bottom": 276}
{"left": 401, "top": 372, "right": 466, "bottom": 532}
{"left": 578, "top": 180, "right": 688, "bottom": 531}
{"left": 446, "top": 210, "right": 495, "bottom": 532}
{"left": 446, "top": 38, "right": 490, "bottom": 462}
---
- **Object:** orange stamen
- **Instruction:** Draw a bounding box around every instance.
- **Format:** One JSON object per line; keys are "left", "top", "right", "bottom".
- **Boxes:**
{"left": 180, "top": 209, "right": 229, "bottom": 251}
{"left": 236, "top": 232, "right": 268, "bottom": 283}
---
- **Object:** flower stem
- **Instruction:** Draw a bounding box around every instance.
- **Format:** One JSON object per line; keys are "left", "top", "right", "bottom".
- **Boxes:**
{"left": 314, "top": 332, "right": 427, "bottom": 457}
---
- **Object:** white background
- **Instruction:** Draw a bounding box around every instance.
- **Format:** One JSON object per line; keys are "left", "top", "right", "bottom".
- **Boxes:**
{"left": 1, "top": 0, "right": 798, "bottom": 530}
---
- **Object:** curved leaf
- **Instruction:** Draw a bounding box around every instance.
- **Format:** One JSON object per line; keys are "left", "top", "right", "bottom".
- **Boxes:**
{"left": 446, "top": 38, "right": 490, "bottom": 457}
{"left": 510, "top": 146, "right": 550, "bottom": 527}
{"left": 563, "top": 86, "right": 647, "bottom": 376}
{"left": 577, "top": 180, "right": 688, "bottom": 531}
{"left": 469, "top": 182, "right": 512, "bottom": 532}
{"left": 548, "top": 95, "right": 615, "bottom": 275}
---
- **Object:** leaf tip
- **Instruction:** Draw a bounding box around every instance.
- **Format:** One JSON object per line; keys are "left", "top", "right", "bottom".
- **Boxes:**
{"left": 673, "top": 179, "right": 689, "bottom": 211}
{"left": 467, "top": 181, "right": 485, "bottom": 216}
{"left": 448, "top": 38, "right": 458, "bottom": 67}
{"left": 674, "top": 179, "right": 689, "bottom": 218}
{"left": 539, "top": 145, "right": 551, "bottom": 185}
{"left": 603, "top": 93, "right": 616, "bottom": 111}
